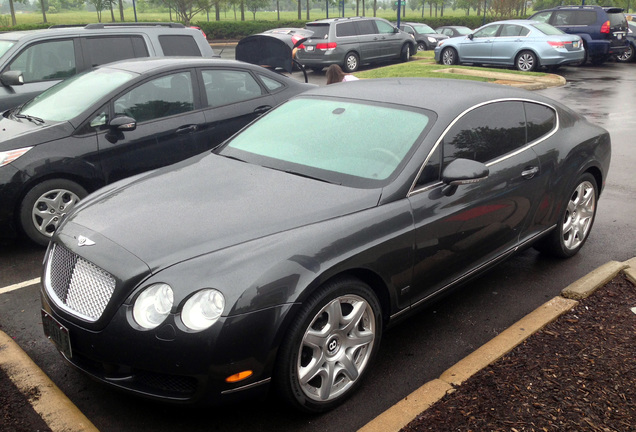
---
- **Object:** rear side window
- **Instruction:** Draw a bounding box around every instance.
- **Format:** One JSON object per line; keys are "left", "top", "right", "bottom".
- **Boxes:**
{"left": 355, "top": 20, "right": 376, "bottom": 35}
{"left": 8, "top": 40, "right": 76, "bottom": 82}
{"left": 159, "top": 35, "right": 202, "bottom": 56}
{"left": 202, "top": 69, "right": 263, "bottom": 107}
{"left": 573, "top": 10, "right": 597, "bottom": 25}
{"left": 336, "top": 22, "right": 357, "bottom": 37}
{"left": 525, "top": 102, "right": 556, "bottom": 143}
{"left": 84, "top": 36, "right": 148, "bottom": 67}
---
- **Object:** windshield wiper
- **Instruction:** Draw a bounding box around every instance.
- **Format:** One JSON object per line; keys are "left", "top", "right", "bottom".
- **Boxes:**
{"left": 284, "top": 169, "right": 340, "bottom": 185}
{"left": 15, "top": 113, "right": 45, "bottom": 124}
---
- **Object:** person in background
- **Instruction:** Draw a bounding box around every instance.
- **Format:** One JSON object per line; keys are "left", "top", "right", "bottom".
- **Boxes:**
{"left": 326, "top": 64, "right": 359, "bottom": 84}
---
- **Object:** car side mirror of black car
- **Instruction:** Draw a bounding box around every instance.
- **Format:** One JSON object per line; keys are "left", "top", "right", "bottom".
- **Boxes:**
{"left": 467, "top": 34, "right": 474, "bottom": 40}
{"left": 441, "top": 158, "right": 489, "bottom": 196}
{"left": 109, "top": 116, "right": 137, "bottom": 132}
{"left": 0, "top": 70, "right": 24, "bottom": 87}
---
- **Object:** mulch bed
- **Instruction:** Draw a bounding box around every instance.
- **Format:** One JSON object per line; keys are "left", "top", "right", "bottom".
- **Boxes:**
{"left": 0, "top": 363, "right": 51, "bottom": 432}
{"left": 402, "top": 273, "right": 636, "bottom": 432}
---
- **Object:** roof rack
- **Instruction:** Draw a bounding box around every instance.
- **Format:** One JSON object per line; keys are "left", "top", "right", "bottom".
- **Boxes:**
{"left": 83, "top": 22, "right": 186, "bottom": 29}
{"left": 49, "top": 24, "right": 87, "bottom": 29}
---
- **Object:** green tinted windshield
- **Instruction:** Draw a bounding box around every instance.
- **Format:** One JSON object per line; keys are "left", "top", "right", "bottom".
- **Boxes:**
{"left": 412, "top": 24, "right": 435, "bottom": 34}
{"left": 0, "top": 40, "right": 16, "bottom": 58}
{"left": 20, "top": 68, "right": 136, "bottom": 121}
{"left": 220, "top": 97, "right": 430, "bottom": 186}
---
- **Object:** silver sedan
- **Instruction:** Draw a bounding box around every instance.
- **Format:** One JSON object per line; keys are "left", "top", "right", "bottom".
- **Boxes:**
{"left": 434, "top": 19, "right": 584, "bottom": 71}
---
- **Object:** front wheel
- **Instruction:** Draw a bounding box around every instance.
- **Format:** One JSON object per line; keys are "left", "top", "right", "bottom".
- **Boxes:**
{"left": 417, "top": 41, "right": 427, "bottom": 51}
{"left": 400, "top": 43, "right": 410, "bottom": 62}
{"left": 275, "top": 277, "right": 382, "bottom": 413}
{"left": 515, "top": 50, "right": 537, "bottom": 72}
{"left": 19, "top": 179, "right": 87, "bottom": 246}
{"left": 534, "top": 173, "right": 598, "bottom": 258}
{"left": 343, "top": 52, "right": 359, "bottom": 73}
{"left": 441, "top": 47, "right": 458, "bottom": 65}
{"left": 616, "top": 45, "right": 635, "bottom": 62}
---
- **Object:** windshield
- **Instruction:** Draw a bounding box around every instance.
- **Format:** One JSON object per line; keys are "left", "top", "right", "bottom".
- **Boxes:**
{"left": 412, "top": 24, "right": 436, "bottom": 34}
{"left": 0, "top": 40, "right": 15, "bottom": 59}
{"left": 217, "top": 97, "right": 431, "bottom": 188}
{"left": 19, "top": 68, "right": 136, "bottom": 122}
{"left": 455, "top": 27, "right": 473, "bottom": 35}
{"left": 532, "top": 23, "right": 564, "bottom": 35}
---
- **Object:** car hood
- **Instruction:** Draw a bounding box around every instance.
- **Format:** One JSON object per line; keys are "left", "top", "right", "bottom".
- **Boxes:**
{"left": 65, "top": 152, "right": 382, "bottom": 272}
{"left": 0, "top": 116, "right": 72, "bottom": 151}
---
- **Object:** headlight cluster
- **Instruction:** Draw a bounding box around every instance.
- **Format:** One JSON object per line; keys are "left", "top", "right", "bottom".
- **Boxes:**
{"left": 0, "top": 147, "right": 32, "bottom": 167}
{"left": 132, "top": 284, "right": 225, "bottom": 331}
{"left": 427, "top": 36, "right": 437, "bottom": 44}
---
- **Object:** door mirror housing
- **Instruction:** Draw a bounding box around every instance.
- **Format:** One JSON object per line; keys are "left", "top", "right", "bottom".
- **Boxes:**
{"left": 109, "top": 115, "right": 136, "bottom": 132}
{"left": 1, "top": 70, "right": 24, "bottom": 86}
{"left": 441, "top": 158, "right": 489, "bottom": 196}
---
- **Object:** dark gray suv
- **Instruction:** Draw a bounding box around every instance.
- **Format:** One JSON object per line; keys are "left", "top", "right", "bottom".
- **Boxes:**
{"left": 0, "top": 23, "right": 215, "bottom": 111}
{"left": 295, "top": 17, "right": 416, "bottom": 72}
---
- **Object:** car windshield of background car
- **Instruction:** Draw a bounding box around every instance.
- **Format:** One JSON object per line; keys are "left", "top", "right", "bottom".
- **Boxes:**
{"left": 532, "top": 23, "right": 565, "bottom": 36}
{"left": 218, "top": 97, "right": 430, "bottom": 186}
{"left": 0, "top": 40, "right": 15, "bottom": 58}
{"left": 19, "top": 68, "right": 136, "bottom": 122}
{"left": 412, "top": 24, "right": 436, "bottom": 34}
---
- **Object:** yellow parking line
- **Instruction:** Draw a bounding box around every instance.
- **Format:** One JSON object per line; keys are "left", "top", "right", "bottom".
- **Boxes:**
{"left": 0, "top": 277, "right": 41, "bottom": 295}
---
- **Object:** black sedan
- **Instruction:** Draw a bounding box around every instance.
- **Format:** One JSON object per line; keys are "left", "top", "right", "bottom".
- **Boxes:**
{"left": 0, "top": 57, "right": 313, "bottom": 245}
{"left": 398, "top": 22, "right": 448, "bottom": 50}
{"left": 41, "top": 79, "right": 610, "bottom": 413}
{"left": 435, "top": 25, "right": 473, "bottom": 38}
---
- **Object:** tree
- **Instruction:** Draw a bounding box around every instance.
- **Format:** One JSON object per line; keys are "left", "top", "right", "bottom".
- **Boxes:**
{"left": 86, "top": 0, "right": 111, "bottom": 21}
{"left": 39, "top": 0, "right": 48, "bottom": 23}
{"left": 245, "top": 0, "right": 268, "bottom": 19}
{"left": 163, "top": 0, "right": 213, "bottom": 25}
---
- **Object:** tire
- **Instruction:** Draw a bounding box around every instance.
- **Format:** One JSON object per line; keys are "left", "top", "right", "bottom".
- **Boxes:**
{"left": 400, "top": 43, "right": 410, "bottom": 62}
{"left": 616, "top": 45, "right": 634, "bottom": 63}
{"left": 275, "top": 277, "right": 382, "bottom": 413}
{"left": 515, "top": 50, "right": 537, "bottom": 72}
{"left": 441, "top": 47, "right": 458, "bottom": 65}
{"left": 311, "top": 67, "right": 324, "bottom": 73}
{"left": 534, "top": 173, "right": 598, "bottom": 258}
{"left": 343, "top": 52, "right": 359, "bottom": 73}
{"left": 417, "top": 41, "right": 427, "bottom": 51}
{"left": 19, "top": 179, "right": 87, "bottom": 246}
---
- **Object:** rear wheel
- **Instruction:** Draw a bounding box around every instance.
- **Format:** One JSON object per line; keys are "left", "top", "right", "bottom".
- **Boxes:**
{"left": 616, "top": 45, "right": 635, "bottom": 62}
{"left": 343, "top": 52, "right": 359, "bottom": 73}
{"left": 441, "top": 47, "right": 458, "bottom": 65}
{"left": 19, "top": 179, "right": 87, "bottom": 246}
{"left": 534, "top": 173, "right": 598, "bottom": 258}
{"left": 515, "top": 50, "right": 537, "bottom": 72}
{"left": 275, "top": 277, "right": 382, "bottom": 413}
{"left": 400, "top": 43, "right": 410, "bottom": 62}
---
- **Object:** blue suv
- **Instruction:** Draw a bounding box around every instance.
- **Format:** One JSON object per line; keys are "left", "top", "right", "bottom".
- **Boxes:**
{"left": 530, "top": 5, "right": 628, "bottom": 65}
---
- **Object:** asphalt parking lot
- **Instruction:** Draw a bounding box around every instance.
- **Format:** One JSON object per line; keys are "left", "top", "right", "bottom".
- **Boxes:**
{"left": 1, "top": 60, "right": 635, "bottom": 432}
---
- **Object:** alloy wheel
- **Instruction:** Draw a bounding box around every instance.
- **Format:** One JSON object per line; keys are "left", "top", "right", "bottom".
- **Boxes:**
{"left": 562, "top": 180, "right": 596, "bottom": 251}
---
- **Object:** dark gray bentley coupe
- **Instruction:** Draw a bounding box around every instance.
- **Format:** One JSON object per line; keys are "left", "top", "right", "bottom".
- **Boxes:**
{"left": 41, "top": 78, "right": 611, "bottom": 412}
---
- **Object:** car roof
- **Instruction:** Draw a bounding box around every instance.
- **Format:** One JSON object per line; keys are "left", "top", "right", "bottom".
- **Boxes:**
{"left": 97, "top": 57, "right": 251, "bottom": 74}
{"left": 0, "top": 23, "right": 196, "bottom": 41}
{"left": 299, "top": 78, "right": 556, "bottom": 115}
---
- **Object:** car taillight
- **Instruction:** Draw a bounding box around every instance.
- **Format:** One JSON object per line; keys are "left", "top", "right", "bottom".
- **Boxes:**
{"left": 316, "top": 42, "right": 337, "bottom": 50}
{"left": 601, "top": 20, "right": 610, "bottom": 34}
{"left": 547, "top": 40, "right": 567, "bottom": 48}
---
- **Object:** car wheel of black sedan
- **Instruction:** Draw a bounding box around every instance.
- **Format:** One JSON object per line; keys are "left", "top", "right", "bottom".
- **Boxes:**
{"left": 275, "top": 277, "right": 382, "bottom": 413}
{"left": 343, "top": 52, "right": 360, "bottom": 73}
{"left": 616, "top": 45, "right": 634, "bottom": 62}
{"left": 535, "top": 174, "right": 598, "bottom": 258}
{"left": 400, "top": 43, "right": 411, "bottom": 62}
{"left": 515, "top": 50, "right": 537, "bottom": 72}
{"left": 441, "top": 47, "right": 459, "bottom": 65}
{"left": 417, "top": 41, "right": 427, "bottom": 51}
{"left": 19, "top": 179, "right": 87, "bottom": 246}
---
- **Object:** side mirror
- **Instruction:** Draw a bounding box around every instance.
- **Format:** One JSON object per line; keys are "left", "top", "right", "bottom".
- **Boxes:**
{"left": 109, "top": 115, "right": 136, "bottom": 132}
{"left": 0, "top": 70, "right": 24, "bottom": 87}
{"left": 467, "top": 34, "right": 474, "bottom": 40}
{"left": 441, "top": 158, "right": 488, "bottom": 196}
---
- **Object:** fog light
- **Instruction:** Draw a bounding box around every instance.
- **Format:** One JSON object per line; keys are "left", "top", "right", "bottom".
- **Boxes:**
{"left": 132, "top": 283, "right": 174, "bottom": 329}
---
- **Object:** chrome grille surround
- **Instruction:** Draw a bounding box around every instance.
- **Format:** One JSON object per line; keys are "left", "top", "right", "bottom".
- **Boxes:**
{"left": 44, "top": 243, "right": 116, "bottom": 322}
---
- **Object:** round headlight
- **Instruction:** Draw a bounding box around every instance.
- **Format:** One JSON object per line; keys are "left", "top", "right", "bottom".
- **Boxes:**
{"left": 132, "top": 283, "right": 174, "bottom": 329}
{"left": 427, "top": 36, "right": 437, "bottom": 44}
{"left": 181, "top": 289, "right": 225, "bottom": 331}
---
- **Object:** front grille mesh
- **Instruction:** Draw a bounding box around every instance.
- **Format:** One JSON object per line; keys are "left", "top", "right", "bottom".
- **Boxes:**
{"left": 46, "top": 244, "right": 116, "bottom": 321}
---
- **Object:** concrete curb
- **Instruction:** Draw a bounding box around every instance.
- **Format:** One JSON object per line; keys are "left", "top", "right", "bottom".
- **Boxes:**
{"left": 359, "top": 257, "right": 636, "bottom": 432}
{"left": 0, "top": 331, "right": 99, "bottom": 432}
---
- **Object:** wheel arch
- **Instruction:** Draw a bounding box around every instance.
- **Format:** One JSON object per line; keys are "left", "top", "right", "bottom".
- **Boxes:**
{"left": 515, "top": 48, "right": 540, "bottom": 68}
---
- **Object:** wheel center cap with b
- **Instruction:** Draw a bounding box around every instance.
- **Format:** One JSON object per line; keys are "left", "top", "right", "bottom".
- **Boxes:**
{"left": 327, "top": 336, "right": 340, "bottom": 355}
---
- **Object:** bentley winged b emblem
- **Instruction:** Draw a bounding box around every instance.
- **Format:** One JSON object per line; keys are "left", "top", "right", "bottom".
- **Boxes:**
{"left": 77, "top": 235, "right": 96, "bottom": 247}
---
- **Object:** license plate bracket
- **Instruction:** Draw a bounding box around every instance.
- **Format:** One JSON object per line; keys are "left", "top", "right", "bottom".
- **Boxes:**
{"left": 42, "top": 310, "right": 72, "bottom": 359}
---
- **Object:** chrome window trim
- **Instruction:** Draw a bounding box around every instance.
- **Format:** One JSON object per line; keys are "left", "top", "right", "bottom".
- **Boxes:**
{"left": 407, "top": 98, "right": 559, "bottom": 198}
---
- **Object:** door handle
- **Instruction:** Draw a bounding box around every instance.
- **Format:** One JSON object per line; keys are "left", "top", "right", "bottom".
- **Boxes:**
{"left": 176, "top": 124, "right": 198, "bottom": 134}
{"left": 521, "top": 166, "right": 539, "bottom": 179}
{"left": 254, "top": 106, "right": 272, "bottom": 115}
